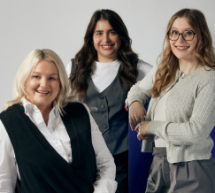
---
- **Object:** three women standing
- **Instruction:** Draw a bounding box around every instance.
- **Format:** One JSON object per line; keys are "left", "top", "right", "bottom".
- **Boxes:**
{"left": 66, "top": 9, "right": 151, "bottom": 193}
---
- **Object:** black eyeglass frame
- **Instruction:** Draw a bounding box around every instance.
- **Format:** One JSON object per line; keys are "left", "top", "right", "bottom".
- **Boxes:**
{"left": 167, "top": 30, "right": 196, "bottom": 41}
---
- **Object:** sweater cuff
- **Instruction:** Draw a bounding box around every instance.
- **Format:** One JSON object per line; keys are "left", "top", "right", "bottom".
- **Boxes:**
{"left": 126, "top": 96, "right": 145, "bottom": 107}
{"left": 147, "top": 121, "right": 167, "bottom": 137}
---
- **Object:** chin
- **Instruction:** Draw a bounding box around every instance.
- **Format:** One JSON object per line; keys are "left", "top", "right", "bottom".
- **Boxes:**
{"left": 35, "top": 100, "right": 51, "bottom": 106}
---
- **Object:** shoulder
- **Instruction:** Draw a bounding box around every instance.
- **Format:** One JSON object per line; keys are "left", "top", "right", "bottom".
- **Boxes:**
{"left": 137, "top": 59, "right": 153, "bottom": 72}
{"left": 65, "top": 61, "right": 72, "bottom": 77}
{"left": 63, "top": 102, "right": 88, "bottom": 116}
{"left": 65, "top": 58, "right": 77, "bottom": 77}
{"left": 198, "top": 67, "right": 215, "bottom": 82}
{"left": 0, "top": 104, "right": 21, "bottom": 119}
{"left": 136, "top": 59, "right": 153, "bottom": 81}
{"left": 196, "top": 67, "right": 215, "bottom": 92}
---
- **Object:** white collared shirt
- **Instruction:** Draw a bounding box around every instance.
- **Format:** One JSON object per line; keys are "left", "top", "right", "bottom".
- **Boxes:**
{"left": 0, "top": 99, "right": 117, "bottom": 193}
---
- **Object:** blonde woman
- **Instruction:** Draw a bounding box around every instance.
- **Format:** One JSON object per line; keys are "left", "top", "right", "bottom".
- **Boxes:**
{"left": 127, "top": 9, "right": 215, "bottom": 192}
{"left": 0, "top": 49, "right": 117, "bottom": 193}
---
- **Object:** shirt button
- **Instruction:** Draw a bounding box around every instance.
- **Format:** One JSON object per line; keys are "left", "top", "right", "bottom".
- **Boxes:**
{"left": 100, "top": 95, "right": 104, "bottom": 99}
{"left": 103, "top": 125, "right": 108, "bottom": 129}
{"left": 103, "top": 115, "right": 107, "bottom": 119}
{"left": 101, "top": 105, "right": 105, "bottom": 109}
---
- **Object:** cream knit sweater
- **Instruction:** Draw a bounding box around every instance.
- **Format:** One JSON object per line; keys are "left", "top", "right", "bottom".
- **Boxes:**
{"left": 126, "top": 64, "right": 215, "bottom": 163}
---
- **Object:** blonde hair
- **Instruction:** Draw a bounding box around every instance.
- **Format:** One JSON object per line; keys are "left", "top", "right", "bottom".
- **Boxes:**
{"left": 151, "top": 9, "right": 215, "bottom": 97}
{"left": 5, "top": 49, "right": 76, "bottom": 114}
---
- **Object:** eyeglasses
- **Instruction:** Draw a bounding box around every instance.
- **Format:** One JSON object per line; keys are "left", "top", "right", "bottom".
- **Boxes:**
{"left": 167, "top": 30, "right": 196, "bottom": 41}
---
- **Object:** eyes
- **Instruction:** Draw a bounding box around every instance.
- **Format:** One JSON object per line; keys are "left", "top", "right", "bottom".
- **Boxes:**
{"left": 171, "top": 30, "right": 194, "bottom": 36}
{"left": 171, "top": 30, "right": 179, "bottom": 35}
{"left": 32, "top": 75, "right": 56, "bottom": 81}
{"left": 95, "top": 30, "right": 117, "bottom": 36}
{"left": 168, "top": 29, "right": 196, "bottom": 41}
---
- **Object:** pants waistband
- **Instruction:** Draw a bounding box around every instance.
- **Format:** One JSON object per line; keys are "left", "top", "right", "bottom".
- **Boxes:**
{"left": 152, "top": 147, "right": 166, "bottom": 157}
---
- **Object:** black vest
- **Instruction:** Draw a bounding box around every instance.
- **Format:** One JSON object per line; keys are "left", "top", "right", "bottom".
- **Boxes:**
{"left": 0, "top": 103, "right": 96, "bottom": 193}
{"left": 71, "top": 59, "right": 138, "bottom": 155}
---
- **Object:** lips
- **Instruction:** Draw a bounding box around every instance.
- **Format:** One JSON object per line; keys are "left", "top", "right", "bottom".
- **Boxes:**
{"left": 101, "top": 44, "right": 114, "bottom": 50}
{"left": 36, "top": 90, "right": 50, "bottom": 95}
{"left": 175, "top": 46, "right": 189, "bottom": 51}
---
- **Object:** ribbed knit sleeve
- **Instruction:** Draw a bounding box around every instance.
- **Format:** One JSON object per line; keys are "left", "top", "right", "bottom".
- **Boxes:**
{"left": 126, "top": 64, "right": 157, "bottom": 106}
{"left": 147, "top": 71, "right": 215, "bottom": 145}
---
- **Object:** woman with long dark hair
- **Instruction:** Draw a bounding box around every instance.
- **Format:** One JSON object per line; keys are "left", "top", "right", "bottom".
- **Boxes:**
{"left": 127, "top": 9, "right": 215, "bottom": 192}
{"left": 66, "top": 9, "right": 152, "bottom": 192}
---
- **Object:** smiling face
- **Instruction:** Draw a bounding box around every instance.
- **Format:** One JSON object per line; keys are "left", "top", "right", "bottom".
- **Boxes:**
{"left": 93, "top": 19, "right": 121, "bottom": 63}
{"left": 25, "top": 60, "right": 60, "bottom": 109}
{"left": 169, "top": 17, "right": 198, "bottom": 62}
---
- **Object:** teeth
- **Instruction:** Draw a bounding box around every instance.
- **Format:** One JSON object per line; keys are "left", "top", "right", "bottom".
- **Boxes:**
{"left": 177, "top": 47, "right": 188, "bottom": 50}
{"left": 37, "top": 90, "right": 49, "bottom": 94}
{"left": 102, "top": 45, "right": 112, "bottom": 48}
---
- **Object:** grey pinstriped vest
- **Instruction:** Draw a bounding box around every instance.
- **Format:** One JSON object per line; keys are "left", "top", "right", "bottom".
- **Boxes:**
{"left": 71, "top": 59, "right": 138, "bottom": 155}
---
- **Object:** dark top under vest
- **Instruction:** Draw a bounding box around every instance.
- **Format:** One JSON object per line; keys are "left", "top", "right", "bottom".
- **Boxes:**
{"left": 71, "top": 59, "right": 138, "bottom": 155}
{"left": 0, "top": 102, "right": 96, "bottom": 193}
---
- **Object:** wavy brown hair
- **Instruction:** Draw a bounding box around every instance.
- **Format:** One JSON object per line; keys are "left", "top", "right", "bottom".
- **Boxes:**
{"left": 151, "top": 8, "right": 215, "bottom": 97}
{"left": 69, "top": 9, "right": 138, "bottom": 101}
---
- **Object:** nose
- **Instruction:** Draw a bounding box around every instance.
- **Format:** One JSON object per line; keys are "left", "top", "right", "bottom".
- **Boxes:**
{"left": 39, "top": 77, "right": 48, "bottom": 88}
{"left": 177, "top": 34, "right": 185, "bottom": 43}
{"left": 103, "top": 33, "right": 110, "bottom": 43}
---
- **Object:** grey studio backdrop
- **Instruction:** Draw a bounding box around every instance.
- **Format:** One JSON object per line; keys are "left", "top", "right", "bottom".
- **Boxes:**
{"left": 0, "top": 0, "right": 215, "bottom": 109}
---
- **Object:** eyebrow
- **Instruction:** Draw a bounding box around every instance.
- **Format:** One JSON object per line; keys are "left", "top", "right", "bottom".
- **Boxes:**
{"left": 95, "top": 29, "right": 115, "bottom": 33}
{"left": 170, "top": 27, "right": 193, "bottom": 31}
{"left": 32, "top": 72, "right": 58, "bottom": 76}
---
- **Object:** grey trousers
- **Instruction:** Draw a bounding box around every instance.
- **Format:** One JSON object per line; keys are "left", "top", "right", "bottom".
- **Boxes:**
{"left": 145, "top": 148, "right": 215, "bottom": 193}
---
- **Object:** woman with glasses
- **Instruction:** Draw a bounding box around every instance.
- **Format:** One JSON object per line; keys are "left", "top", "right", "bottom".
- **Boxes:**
{"left": 66, "top": 9, "right": 152, "bottom": 193}
{"left": 126, "top": 9, "right": 215, "bottom": 192}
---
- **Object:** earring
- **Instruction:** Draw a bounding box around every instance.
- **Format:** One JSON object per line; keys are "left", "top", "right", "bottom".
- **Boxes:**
{"left": 58, "top": 88, "right": 61, "bottom": 93}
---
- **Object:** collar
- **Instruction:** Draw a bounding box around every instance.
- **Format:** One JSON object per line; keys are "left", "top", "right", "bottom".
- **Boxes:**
{"left": 177, "top": 65, "right": 211, "bottom": 80}
{"left": 22, "top": 98, "right": 58, "bottom": 117}
{"left": 93, "top": 59, "right": 120, "bottom": 70}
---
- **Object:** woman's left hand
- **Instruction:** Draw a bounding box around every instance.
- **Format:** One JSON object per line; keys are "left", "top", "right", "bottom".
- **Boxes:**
{"left": 135, "top": 121, "right": 150, "bottom": 141}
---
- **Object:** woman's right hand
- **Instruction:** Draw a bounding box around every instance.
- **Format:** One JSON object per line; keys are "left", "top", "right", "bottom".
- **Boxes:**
{"left": 129, "top": 101, "right": 147, "bottom": 131}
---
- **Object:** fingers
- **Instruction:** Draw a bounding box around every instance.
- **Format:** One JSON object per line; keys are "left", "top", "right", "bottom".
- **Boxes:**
{"left": 139, "top": 116, "right": 145, "bottom": 122}
{"left": 129, "top": 115, "right": 141, "bottom": 131}
{"left": 129, "top": 116, "right": 135, "bottom": 131}
{"left": 133, "top": 115, "right": 139, "bottom": 126}
{"left": 137, "top": 132, "right": 146, "bottom": 141}
{"left": 134, "top": 123, "right": 140, "bottom": 132}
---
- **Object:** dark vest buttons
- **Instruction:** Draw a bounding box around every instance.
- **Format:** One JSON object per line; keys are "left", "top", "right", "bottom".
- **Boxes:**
{"left": 103, "top": 124, "right": 108, "bottom": 129}
{"left": 100, "top": 95, "right": 104, "bottom": 99}
{"left": 103, "top": 115, "right": 107, "bottom": 119}
{"left": 101, "top": 105, "right": 105, "bottom": 109}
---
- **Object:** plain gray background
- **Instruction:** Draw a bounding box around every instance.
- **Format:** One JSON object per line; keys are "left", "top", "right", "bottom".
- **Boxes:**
{"left": 0, "top": 0, "right": 215, "bottom": 109}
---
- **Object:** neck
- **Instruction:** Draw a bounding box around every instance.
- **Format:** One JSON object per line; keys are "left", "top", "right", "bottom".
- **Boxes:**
{"left": 96, "top": 55, "right": 117, "bottom": 63}
{"left": 179, "top": 58, "right": 200, "bottom": 74}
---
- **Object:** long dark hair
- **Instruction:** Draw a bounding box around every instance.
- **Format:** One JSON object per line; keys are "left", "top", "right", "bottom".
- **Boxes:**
{"left": 69, "top": 9, "right": 139, "bottom": 101}
{"left": 151, "top": 8, "right": 215, "bottom": 97}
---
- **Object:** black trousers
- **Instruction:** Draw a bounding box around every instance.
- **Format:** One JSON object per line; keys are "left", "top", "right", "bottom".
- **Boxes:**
{"left": 113, "top": 150, "right": 129, "bottom": 193}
